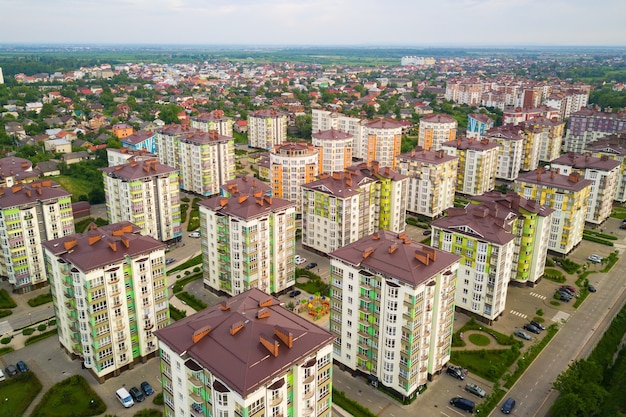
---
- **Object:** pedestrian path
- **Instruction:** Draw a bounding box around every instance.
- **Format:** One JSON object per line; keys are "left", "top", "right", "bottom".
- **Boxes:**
{"left": 509, "top": 309, "right": 528, "bottom": 319}
{"left": 530, "top": 292, "right": 547, "bottom": 300}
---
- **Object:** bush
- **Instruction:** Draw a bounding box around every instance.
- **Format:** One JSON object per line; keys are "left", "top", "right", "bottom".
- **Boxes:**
{"left": 582, "top": 235, "right": 614, "bottom": 246}
{"left": 25, "top": 329, "right": 58, "bottom": 346}
{"left": 1, "top": 337, "right": 11, "bottom": 344}
{"left": 37, "top": 323, "right": 47, "bottom": 332}
{"left": 28, "top": 291, "right": 53, "bottom": 307}
{"left": 170, "top": 305, "right": 187, "bottom": 321}
{"left": 23, "top": 327, "right": 35, "bottom": 336}
{"left": 332, "top": 389, "right": 378, "bottom": 417}
{"left": 176, "top": 292, "right": 207, "bottom": 311}
{"left": 0, "top": 288, "right": 17, "bottom": 308}
{"left": 0, "top": 346, "right": 14, "bottom": 355}
{"left": 153, "top": 392, "right": 164, "bottom": 406}
{"left": 557, "top": 258, "right": 581, "bottom": 274}
{"left": 0, "top": 309, "right": 12, "bottom": 318}
{"left": 49, "top": 319, "right": 57, "bottom": 326}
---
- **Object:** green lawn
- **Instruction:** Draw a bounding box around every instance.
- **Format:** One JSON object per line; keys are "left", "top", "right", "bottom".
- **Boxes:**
{"left": 451, "top": 347, "right": 520, "bottom": 382}
{"left": 0, "top": 288, "right": 17, "bottom": 309}
{"left": 0, "top": 372, "right": 43, "bottom": 417}
{"left": 30, "top": 375, "right": 106, "bottom": 417}
{"left": 51, "top": 175, "right": 93, "bottom": 202}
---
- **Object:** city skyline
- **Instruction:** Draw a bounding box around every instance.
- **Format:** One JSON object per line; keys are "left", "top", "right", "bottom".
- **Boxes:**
{"left": 2, "top": 0, "right": 625, "bottom": 47}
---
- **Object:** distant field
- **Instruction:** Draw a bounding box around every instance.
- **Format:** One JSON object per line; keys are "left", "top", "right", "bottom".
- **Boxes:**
{"left": 51, "top": 175, "right": 93, "bottom": 201}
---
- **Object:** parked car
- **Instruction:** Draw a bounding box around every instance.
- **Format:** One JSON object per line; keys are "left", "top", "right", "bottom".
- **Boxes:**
{"left": 165, "top": 258, "right": 176, "bottom": 265}
{"left": 514, "top": 330, "right": 531, "bottom": 341}
{"left": 530, "top": 320, "right": 545, "bottom": 331}
{"left": 450, "top": 397, "right": 475, "bottom": 413}
{"left": 16, "top": 361, "right": 28, "bottom": 372}
{"left": 140, "top": 381, "right": 154, "bottom": 396}
{"left": 523, "top": 324, "right": 541, "bottom": 334}
{"left": 115, "top": 387, "right": 134, "bottom": 408}
{"left": 305, "top": 262, "right": 318, "bottom": 270}
{"left": 446, "top": 365, "right": 467, "bottom": 380}
{"left": 423, "top": 230, "right": 432, "bottom": 236}
{"left": 4, "top": 365, "right": 17, "bottom": 377}
{"left": 501, "top": 397, "right": 516, "bottom": 414}
{"left": 289, "top": 290, "right": 301, "bottom": 298}
{"left": 129, "top": 386, "right": 145, "bottom": 403}
{"left": 188, "top": 231, "right": 201, "bottom": 238}
{"left": 561, "top": 285, "right": 577, "bottom": 293}
{"left": 588, "top": 284, "right": 597, "bottom": 293}
{"left": 465, "top": 382, "right": 486, "bottom": 398}
{"left": 295, "top": 256, "right": 306, "bottom": 265}
{"left": 588, "top": 254, "right": 602, "bottom": 263}
{"left": 555, "top": 291, "right": 571, "bottom": 302}
{"left": 558, "top": 289, "right": 574, "bottom": 299}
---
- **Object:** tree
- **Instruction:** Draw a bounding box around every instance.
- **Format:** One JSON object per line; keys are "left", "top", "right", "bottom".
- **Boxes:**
{"left": 294, "top": 115, "right": 312, "bottom": 139}
{"left": 159, "top": 104, "right": 183, "bottom": 125}
{"left": 551, "top": 359, "right": 607, "bottom": 417}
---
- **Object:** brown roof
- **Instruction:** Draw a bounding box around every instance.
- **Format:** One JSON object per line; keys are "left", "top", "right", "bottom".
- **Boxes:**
{"left": 365, "top": 118, "right": 402, "bottom": 129}
{"left": 442, "top": 137, "right": 499, "bottom": 151}
{"left": 484, "top": 125, "right": 524, "bottom": 141}
{"left": 420, "top": 113, "right": 457, "bottom": 124}
{"left": 0, "top": 157, "right": 37, "bottom": 182}
{"left": 221, "top": 175, "right": 271, "bottom": 196}
{"left": 551, "top": 152, "right": 620, "bottom": 171}
{"left": 471, "top": 191, "right": 554, "bottom": 217}
{"left": 199, "top": 192, "right": 295, "bottom": 220}
{"left": 154, "top": 288, "right": 334, "bottom": 397}
{"left": 250, "top": 109, "right": 286, "bottom": 118}
{"left": 329, "top": 230, "right": 460, "bottom": 287}
{"left": 312, "top": 128, "right": 353, "bottom": 140}
{"left": 432, "top": 203, "right": 517, "bottom": 245}
{"left": 122, "top": 130, "right": 155, "bottom": 145}
{"left": 516, "top": 168, "right": 593, "bottom": 192}
{"left": 303, "top": 170, "right": 375, "bottom": 198}
{"left": 585, "top": 132, "right": 626, "bottom": 155}
{"left": 158, "top": 124, "right": 200, "bottom": 136}
{"left": 41, "top": 221, "right": 166, "bottom": 273}
{"left": 396, "top": 147, "right": 458, "bottom": 165}
{"left": 101, "top": 159, "right": 178, "bottom": 180}
{"left": 180, "top": 130, "right": 231, "bottom": 145}
{"left": 469, "top": 113, "right": 494, "bottom": 124}
{"left": 0, "top": 180, "right": 71, "bottom": 209}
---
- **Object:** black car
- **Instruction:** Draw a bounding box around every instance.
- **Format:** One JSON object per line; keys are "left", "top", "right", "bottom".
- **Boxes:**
{"left": 305, "top": 262, "right": 318, "bottom": 270}
{"left": 140, "top": 381, "right": 154, "bottom": 396}
{"left": 5, "top": 364, "right": 18, "bottom": 377}
{"left": 16, "top": 361, "right": 28, "bottom": 372}
{"left": 559, "top": 286, "right": 575, "bottom": 296}
{"left": 530, "top": 320, "right": 545, "bottom": 331}
{"left": 524, "top": 324, "right": 541, "bottom": 334}
{"left": 446, "top": 365, "right": 466, "bottom": 380}
{"left": 129, "top": 386, "right": 145, "bottom": 402}
{"left": 423, "top": 230, "right": 432, "bottom": 236}
{"left": 588, "top": 285, "right": 597, "bottom": 293}
{"left": 289, "top": 290, "right": 302, "bottom": 298}
{"left": 555, "top": 291, "right": 571, "bottom": 302}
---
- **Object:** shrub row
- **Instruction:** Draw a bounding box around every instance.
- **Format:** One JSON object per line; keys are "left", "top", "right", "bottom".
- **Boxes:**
{"left": 176, "top": 292, "right": 207, "bottom": 311}
{"left": 168, "top": 255, "right": 203, "bottom": 274}
{"left": 27, "top": 291, "right": 53, "bottom": 307}
{"left": 583, "top": 230, "right": 618, "bottom": 240}
{"left": 172, "top": 273, "right": 202, "bottom": 293}
{"left": 25, "top": 329, "right": 58, "bottom": 346}
{"left": 582, "top": 235, "right": 614, "bottom": 246}
{"left": 332, "top": 389, "right": 378, "bottom": 417}
{"left": 170, "top": 305, "right": 187, "bottom": 321}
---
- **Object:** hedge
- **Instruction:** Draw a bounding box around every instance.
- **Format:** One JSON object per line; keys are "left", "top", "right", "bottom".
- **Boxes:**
{"left": 25, "top": 329, "right": 58, "bottom": 346}
{"left": 28, "top": 291, "right": 53, "bottom": 307}
{"left": 176, "top": 292, "right": 207, "bottom": 311}
{"left": 168, "top": 255, "right": 203, "bottom": 273}
{"left": 170, "top": 305, "right": 187, "bottom": 321}
{"left": 0, "top": 309, "right": 12, "bottom": 318}
{"left": 332, "top": 389, "right": 378, "bottom": 417}
{"left": 172, "top": 273, "right": 202, "bottom": 293}
{"left": 0, "top": 288, "right": 17, "bottom": 308}
{"left": 582, "top": 235, "right": 614, "bottom": 246}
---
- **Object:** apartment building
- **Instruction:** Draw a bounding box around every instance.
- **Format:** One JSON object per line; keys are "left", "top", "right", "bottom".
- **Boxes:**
{"left": 564, "top": 109, "right": 626, "bottom": 153}
{"left": 0, "top": 180, "right": 74, "bottom": 293}
{"left": 301, "top": 163, "right": 408, "bottom": 254}
{"left": 395, "top": 147, "right": 458, "bottom": 218}
{"left": 112, "top": 123, "right": 133, "bottom": 139}
{"left": 431, "top": 203, "right": 514, "bottom": 323}
{"left": 0, "top": 156, "right": 40, "bottom": 188}
{"left": 101, "top": 159, "right": 181, "bottom": 242}
{"left": 483, "top": 125, "right": 524, "bottom": 181}
{"left": 155, "top": 125, "right": 234, "bottom": 196}
{"left": 466, "top": 113, "right": 494, "bottom": 139}
{"left": 155, "top": 288, "right": 334, "bottom": 417}
{"left": 220, "top": 175, "right": 271, "bottom": 198}
{"left": 311, "top": 109, "right": 363, "bottom": 141}
{"left": 248, "top": 110, "right": 288, "bottom": 150}
{"left": 360, "top": 118, "right": 403, "bottom": 170}
{"left": 442, "top": 138, "right": 499, "bottom": 196}
{"left": 190, "top": 110, "right": 233, "bottom": 137}
{"left": 121, "top": 130, "right": 157, "bottom": 154}
{"left": 550, "top": 153, "right": 619, "bottom": 225}
{"left": 585, "top": 132, "right": 626, "bottom": 202}
{"left": 471, "top": 192, "right": 553, "bottom": 286}
{"left": 106, "top": 148, "right": 158, "bottom": 167}
{"left": 42, "top": 222, "right": 168, "bottom": 383}
{"left": 329, "top": 231, "right": 460, "bottom": 398}
{"left": 544, "top": 89, "right": 589, "bottom": 120}
{"left": 514, "top": 168, "right": 592, "bottom": 255}
{"left": 418, "top": 113, "right": 458, "bottom": 151}
{"left": 198, "top": 191, "right": 296, "bottom": 296}
{"left": 503, "top": 106, "right": 560, "bottom": 126}
{"left": 270, "top": 142, "right": 320, "bottom": 212}
{"left": 527, "top": 117, "right": 566, "bottom": 163}
{"left": 445, "top": 79, "right": 484, "bottom": 106}
{"left": 312, "top": 128, "right": 353, "bottom": 174}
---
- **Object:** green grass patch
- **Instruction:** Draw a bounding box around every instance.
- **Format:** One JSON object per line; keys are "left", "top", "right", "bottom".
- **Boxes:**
{"left": 180, "top": 203, "right": 189, "bottom": 224}
{"left": 168, "top": 254, "right": 203, "bottom": 274}
{"left": 0, "top": 310, "right": 12, "bottom": 318}
{"left": 475, "top": 386, "right": 507, "bottom": 417}
{"left": 550, "top": 300, "right": 561, "bottom": 307}
{"left": 332, "top": 389, "right": 378, "bottom": 417}
{"left": 295, "top": 269, "right": 330, "bottom": 297}
{"left": 172, "top": 273, "right": 202, "bottom": 293}
{"left": 176, "top": 292, "right": 207, "bottom": 311}
{"left": 504, "top": 324, "right": 559, "bottom": 388}
{"left": 0, "top": 371, "right": 43, "bottom": 417}
{"left": 30, "top": 375, "right": 105, "bottom": 417}
{"left": 610, "top": 205, "right": 626, "bottom": 219}
{"left": 132, "top": 409, "right": 164, "bottom": 417}
{"left": 74, "top": 217, "right": 109, "bottom": 233}
{"left": 451, "top": 347, "right": 521, "bottom": 382}
{"left": 582, "top": 235, "right": 614, "bottom": 246}
{"left": 469, "top": 333, "right": 491, "bottom": 346}
{"left": 25, "top": 329, "right": 58, "bottom": 346}
{"left": 543, "top": 268, "right": 566, "bottom": 283}
{"left": 533, "top": 316, "right": 545, "bottom": 323}
{"left": 153, "top": 392, "right": 164, "bottom": 406}
{"left": 583, "top": 230, "right": 618, "bottom": 240}
{"left": 0, "top": 346, "right": 14, "bottom": 356}
{"left": 453, "top": 318, "right": 521, "bottom": 347}
{"left": 51, "top": 175, "right": 94, "bottom": 203}
{"left": 601, "top": 251, "right": 619, "bottom": 272}
{"left": 0, "top": 288, "right": 17, "bottom": 308}
{"left": 170, "top": 305, "right": 187, "bottom": 321}
{"left": 27, "top": 291, "right": 53, "bottom": 307}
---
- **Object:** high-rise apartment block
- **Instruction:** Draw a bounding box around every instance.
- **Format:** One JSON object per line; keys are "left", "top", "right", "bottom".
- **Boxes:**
{"left": 301, "top": 163, "right": 407, "bottom": 254}
{"left": 270, "top": 142, "right": 320, "bottom": 211}
{"left": 190, "top": 110, "right": 233, "bottom": 137}
{"left": 586, "top": 132, "right": 626, "bottom": 202}
{"left": 466, "top": 113, "right": 494, "bottom": 139}
{"left": 564, "top": 109, "right": 626, "bottom": 153}
{"left": 528, "top": 117, "right": 566, "bottom": 163}
{"left": 199, "top": 191, "right": 296, "bottom": 296}
{"left": 106, "top": 148, "right": 158, "bottom": 167}
{"left": 442, "top": 138, "right": 499, "bottom": 196}
{"left": 395, "top": 147, "right": 458, "bottom": 218}
{"left": 101, "top": 159, "right": 181, "bottom": 242}
{"left": 418, "top": 114, "right": 458, "bottom": 151}
{"left": 311, "top": 109, "right": 363, "bottom": 147}
{"left": 43, "top": 222, "right": 168, "bottom": 382}
{"left": 502, "top": 106, "right": 560, "bottom": 126}
{"left": 483, "top": 126, "right": 524, "bottom": 181}
{"left": 329, "top": 231, "right": 460, "bottom": 398}
{"left": 248, "top": 110, "right": 288, "bottom": 150}
{"left": 312, "top": 128, "right": 353, "bottom": 174}
{"left": 514, "top": 169, "right": 592, "bottom": 255}
{"left": 155, "top": 288, "right": 334, "bottom": 417}
{"left": 156, "top": 125, "right": 235, "bottom": 196}
{"left": 0, "top": 180, "right": 74, "bottom": 293}
{"left": 361, "top": 118, "right": 403, "bottom": 170}
{"left": 121, "top": 130, "right": 157, "bottom": 154}
{"left": 550, "top": 153, "right": 620, "bottom": 225}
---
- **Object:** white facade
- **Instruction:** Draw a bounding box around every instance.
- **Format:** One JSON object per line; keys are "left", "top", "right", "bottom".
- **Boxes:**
{"left": 248, "top": 110, "right": 288, "bottom": 149}
{"left": 418, "top": 114, "right": 458, "bottom": 151}
{"left": 270, "top": 143, "right": 320, "bottom": 211}
{"left": 312, "top": 129, "right": 353, "bottom": 174}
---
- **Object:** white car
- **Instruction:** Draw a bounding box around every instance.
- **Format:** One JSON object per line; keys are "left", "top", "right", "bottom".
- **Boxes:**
{"left": 295, "top": 256, "right": 306, "bottom": 265}
{"left": 188, "top": 231, "right": 200, "bottom": 238}
{"left": 588, "top": 254, "right": 602, "bottom": 263}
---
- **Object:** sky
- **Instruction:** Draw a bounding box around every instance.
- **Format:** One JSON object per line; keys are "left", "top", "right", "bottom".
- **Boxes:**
{"left": 1, "top": 0, "right": 625, "bottom": 47}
